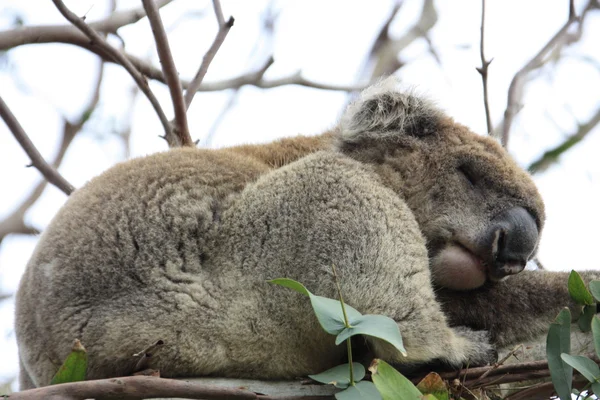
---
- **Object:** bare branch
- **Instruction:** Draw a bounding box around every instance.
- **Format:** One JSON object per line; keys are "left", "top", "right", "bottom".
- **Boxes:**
{"left": 7, "top": 376, "right": 259, "bottom": 400}
{"left": 499, "top": 0, "right": 598, "bottom": 147}
{"left": 367, "top": 0, "right": 438, "bottom": 79}
{"left": 184, "top": 8, "right": 235, "bottom": 108}
{"left": 0, "top": 0, "right": 173, "bottom": 49}
{"left": 528, "top": 105, "right": 600, "bottom": 174}
{"left": 476, "top": 0, "right": 494, "bottom": 137}
{"left": 142, "top": 0, "right": 193, "bottom": 147}
{"left": 0, "top": 95, "right": 75, "bottom": 196}
{"left": 0, "top": 31, "right": 366, "bottom": 93}
{"left": 0, "top": 61, "right": 105, "bottom": 244}
{"left": 50, "top": 0, "right": 173, "bottom": 143}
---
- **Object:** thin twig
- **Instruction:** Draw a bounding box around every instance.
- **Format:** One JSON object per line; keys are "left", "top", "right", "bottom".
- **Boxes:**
{"left": 0, "top": 95, "right": 74, "bottom": 195}
{"left": 142, "top": 0, "right": 193, "bottom": 147}
{"left": 528, "top": 105, "right": 600, "bottom": 174}
{"left": 500, "top": 0, "right": 580, "bottom": 147}
{"left": 184, "top": 1, "right": 235, "bottom": 109}
{"left": 476, "top": 0, "right": 494, "bottom": 137}
{"left": 475, "top": 345, "right": 524, "bottom": 383}
{"left": 133, "top": 339, "right": 165, "bottom": 372}
{"left": 50, "top": 0, "right": 173, "bottom": 143}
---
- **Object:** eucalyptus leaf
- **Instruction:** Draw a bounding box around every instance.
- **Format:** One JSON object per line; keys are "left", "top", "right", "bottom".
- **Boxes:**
{"left": 546, "top": 308, "right": 573, "bottom": 400}
{"left": 579, "top": 305, "right": 596, "bottom": 333}
{"left": 50, "top": 339, "right": 88, "bottom": 385}
{"left": 335, "top": 381, "right": 382, "bottom": 400}
{"left": 309, "top": 363, "right": 365, "bottom": 389}
{"left": 336, "top": 314, "right": 406, "bottom": 357}
{"left": 369, "top": 358, "right": 422, "bottom": 400}
{"left": 590, "top": 281, "right": 600, "bottom": 303}
{"left": 269, "top": 278, "right": 362, "bottom": 335}
{"left": 560, "top": 354, "right": 600, "bottom": 383}
{"left": 568, "top": 270, "right": 595, "bottom": 306}
{"left": 591, "top": 316, "right": 600, "bottom": 360}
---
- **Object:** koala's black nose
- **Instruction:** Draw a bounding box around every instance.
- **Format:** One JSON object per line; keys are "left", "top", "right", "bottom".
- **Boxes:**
{"left": 486, "top": 207, "right": 538, "bottom": 280}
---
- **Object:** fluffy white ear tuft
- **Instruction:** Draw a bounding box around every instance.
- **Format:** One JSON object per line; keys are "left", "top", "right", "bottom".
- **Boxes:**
{"left": 339, "top": 76, "right": 442, "bottom": 143}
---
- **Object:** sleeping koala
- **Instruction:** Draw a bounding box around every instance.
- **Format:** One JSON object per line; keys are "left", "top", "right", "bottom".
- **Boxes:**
{"left": 15, "top": 78, "right": 594, "bottom": 389}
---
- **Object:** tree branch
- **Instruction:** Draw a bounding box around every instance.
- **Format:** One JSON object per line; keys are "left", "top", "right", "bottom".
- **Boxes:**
{"left": 184, "top": 1, "right": 235, "bottom": 109}
{"left": 7, "top": 376, "right": 259, "bottom": 400}
{"left": 0, "top": 95, "right": 75, "bottom": 196}
{"left": 0, "top": 0, "right": 173, "bottom": 48}
{"left": 142, "top": 0, "right": 192, "bottom": 147}
{"left": 528, "top": 105, "right": 600, "bottom": 174}
{"left": 499, "top": 0, "right": 598, "bottom": 148}
{"left": 50, "top": 0, "right": 173, "bottom": 143}
{"left": 366, "top": 0, "right": 437, "bottom": 79}
{"left": 476, "top": 0, "right": 494, "bottom": 137}
{"left": 0, "top": 31, "right": 366, "bottom": 93}
{"left": 0, "top": 61, "right": 105, "bottom": 245}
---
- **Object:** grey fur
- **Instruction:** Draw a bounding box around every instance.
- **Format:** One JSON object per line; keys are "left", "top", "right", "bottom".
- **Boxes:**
{"left": 15, "top": 78, "right": 594, "bottom": 389}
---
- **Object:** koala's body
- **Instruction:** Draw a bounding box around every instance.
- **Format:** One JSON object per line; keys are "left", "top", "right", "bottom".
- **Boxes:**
{"left": 15, "top": 79, "right": 593, "bottom": 389}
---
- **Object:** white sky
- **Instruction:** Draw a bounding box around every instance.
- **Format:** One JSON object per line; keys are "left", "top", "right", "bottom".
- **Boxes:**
{"left": 0, "top": 0, "right": 599, "bottom": 385}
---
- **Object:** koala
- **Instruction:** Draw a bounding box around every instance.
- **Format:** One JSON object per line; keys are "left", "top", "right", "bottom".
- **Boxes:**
{"left": 14, "top": 77, "right": 596, "bottom": 389}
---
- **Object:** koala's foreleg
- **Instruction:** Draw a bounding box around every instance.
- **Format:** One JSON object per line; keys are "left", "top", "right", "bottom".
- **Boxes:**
{"left": 437, "top": 270, "right": 600, "bottom": 347}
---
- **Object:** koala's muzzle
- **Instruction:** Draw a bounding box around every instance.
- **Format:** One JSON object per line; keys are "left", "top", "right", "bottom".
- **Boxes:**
{"left": 485, "top": 207, "right": 538, "bottom": 281}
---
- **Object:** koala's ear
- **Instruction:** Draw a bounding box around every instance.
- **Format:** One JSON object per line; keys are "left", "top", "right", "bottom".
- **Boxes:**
{"left": 338, "top": 77, "right": 442, "bottom": 146}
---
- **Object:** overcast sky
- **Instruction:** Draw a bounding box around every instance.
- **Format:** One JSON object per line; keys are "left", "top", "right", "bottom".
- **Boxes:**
{"left": 1, "top": 0, "right": 599, "bottom": 386}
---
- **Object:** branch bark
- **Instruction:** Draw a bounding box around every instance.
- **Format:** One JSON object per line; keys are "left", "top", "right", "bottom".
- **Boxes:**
{"left": 142, "top": 0, "right": 193, "bottom": 147}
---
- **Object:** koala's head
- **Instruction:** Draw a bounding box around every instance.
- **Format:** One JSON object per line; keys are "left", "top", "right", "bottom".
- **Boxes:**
{"left": 336, "top": 77, "right": 545, "bottom": 291}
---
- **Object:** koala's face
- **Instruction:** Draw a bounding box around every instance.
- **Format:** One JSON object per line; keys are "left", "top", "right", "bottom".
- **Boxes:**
{"left": 338, "top": 79, "right": 545, "bottom": 290}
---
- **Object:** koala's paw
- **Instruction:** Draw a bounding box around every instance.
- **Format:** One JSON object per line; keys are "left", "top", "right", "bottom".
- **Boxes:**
{"left": 453, "top": 326, "right": 497, "bottom": 367}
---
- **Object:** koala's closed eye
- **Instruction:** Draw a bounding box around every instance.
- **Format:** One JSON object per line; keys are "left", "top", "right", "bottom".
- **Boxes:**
{"left": 457, "top": 164, "right": 479, "bottom": 187}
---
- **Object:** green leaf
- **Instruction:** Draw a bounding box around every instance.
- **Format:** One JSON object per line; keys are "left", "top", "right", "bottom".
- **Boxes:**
{"left": 336, "top": 315, "right": 407, "bottom": 357}
{"left": 546, "top": 308, "right": 573, "bottom": 400}
{"left": 50, "top": 339, "right": 88, "bottom": 385}
{"left": 591, "top": 315, "right": 600, "bottom": 360}
{"left": 590, "top": 281, "right": 600, "bottom": 303}
{"left": 592, "top": 381, "right": 600, "bottom": 396}
{"left": 569, "top": 271, "right": 595, "bottom": 305}
{"left": 369, "top": 359, "right": 422, "bottom": 400}
{"left": 335, "top": 381, "right": 382, "bottom": 400}
{"left": 269, "top": 278, "right": 311, "bottom": 296}
{"left": 579, "top": 305, "right": 596, "bottom": 333}
{"left": 309, "top": 363, "right": 366, "bottom": 389}
{"left": 560, "top": 354, "right": 600, "bottom": 383}
{"left": 269, "top": 278, "right": 362, "bottom": 335}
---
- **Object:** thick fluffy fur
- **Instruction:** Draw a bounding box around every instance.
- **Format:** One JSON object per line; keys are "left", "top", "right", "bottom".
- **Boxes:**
{"left": 15, "top": 78, "right": 595, "bottom": 389}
